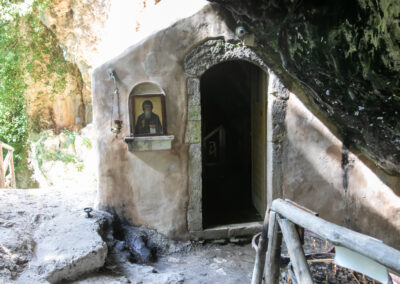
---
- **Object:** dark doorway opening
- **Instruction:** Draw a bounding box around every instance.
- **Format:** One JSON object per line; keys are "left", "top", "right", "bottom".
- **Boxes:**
{"left": 200, "top": 60, "right": 263, "bottom": 228}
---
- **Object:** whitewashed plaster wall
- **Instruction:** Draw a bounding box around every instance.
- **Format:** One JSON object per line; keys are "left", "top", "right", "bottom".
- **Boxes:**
{"left": 92, "top": 5, "right": 236, "bottom": 238}
{"left": 92, "top": 3, "right": 400, "bottom": 248}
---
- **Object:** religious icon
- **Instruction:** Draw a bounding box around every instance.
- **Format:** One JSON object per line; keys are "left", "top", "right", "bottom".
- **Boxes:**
{"left": 131, "top": 94, "right": 166, "bottom": 136}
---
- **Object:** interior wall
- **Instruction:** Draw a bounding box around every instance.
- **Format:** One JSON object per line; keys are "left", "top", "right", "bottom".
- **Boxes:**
{"left": 283, "top": 94, "right": 400, "bottom": 249}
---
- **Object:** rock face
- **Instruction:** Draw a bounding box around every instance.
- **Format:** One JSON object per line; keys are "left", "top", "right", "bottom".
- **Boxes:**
{"left": 24, "top": 212, "right": 108, "bottom": 283}
{"left": 0, "top": 186, "right": 107, "bottom": 283}
{"left": 30, "top": 0, "right": 400, "bottom": 174}
{"left": 32, "top": 0, "right": 400, "bottom": 175}
{"left": 210, "top": 0, "right": 400, "bottom": 176}
{"left": 42, "top": 0, "right": 111, "bottom": 97}
{"left": 25, "top": 61, "right": 88, "bottom": 132}
{"left": 34, "top": 0, "right": 170, "bottom": 132}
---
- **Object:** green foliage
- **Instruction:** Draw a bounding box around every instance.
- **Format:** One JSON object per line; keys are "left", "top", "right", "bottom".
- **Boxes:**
{"left": 61, "top": 129, "right": 76, "bottom": 149}
{"left": 0, "top": 1, "right": 30, "bottom": 167}
{"left": 0, "top": 0, "right": 75, "bottom": 183}
{"left": 33, "top": 130, "right": 90, "bottom": 174}
{"left": 26, "top": 12, "right": 75, "bottom": 91}
{"left": 81, "top": 136, "right": 92, "bottom": 149}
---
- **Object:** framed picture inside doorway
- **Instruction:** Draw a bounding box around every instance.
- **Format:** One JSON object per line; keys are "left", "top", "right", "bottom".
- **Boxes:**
{"left": 130, "top": 94, "right": 167, "bottom": 136}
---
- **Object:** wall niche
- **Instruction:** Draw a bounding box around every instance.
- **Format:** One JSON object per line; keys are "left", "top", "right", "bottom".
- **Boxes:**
{"left": 124, "top": 82, "right": 174, "bottom": 151}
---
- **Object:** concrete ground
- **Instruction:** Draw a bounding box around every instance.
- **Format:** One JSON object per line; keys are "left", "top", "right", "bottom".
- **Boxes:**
{"left": 69, "top": 242, "right": 255, "bottom": 284}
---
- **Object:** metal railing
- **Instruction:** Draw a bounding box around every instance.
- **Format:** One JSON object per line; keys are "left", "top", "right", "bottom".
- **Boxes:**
{"left": 0, "top": 141, "right": 16, "bottom": 188}
{"left": 252, "top": 198, "right": 400, "bottom": 284}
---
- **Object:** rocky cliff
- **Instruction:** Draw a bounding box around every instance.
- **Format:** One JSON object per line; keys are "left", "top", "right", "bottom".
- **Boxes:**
{"left": 40, "top": 0, "right": 400, "bottom": 177}
{"left": 210, "top": 0, "right": 400, "bottom": 177}
{"left": 34, "top": 0, "right": 172, "bottom": 131}
{"left": 31, "top": 0, "right": 400, "bottom": 178}
{"left": 41, "top": 0, "right": 111, "bottom": 121}
{"left": 22, "top": 0, "right": 107, "bottom": 132}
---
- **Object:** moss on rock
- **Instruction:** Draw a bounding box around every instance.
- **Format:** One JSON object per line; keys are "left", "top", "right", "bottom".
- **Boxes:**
{"left": 211, "top": 0, "right": 400, "bottom": 175}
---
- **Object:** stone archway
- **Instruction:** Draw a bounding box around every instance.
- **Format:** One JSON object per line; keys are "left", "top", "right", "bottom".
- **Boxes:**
{"left": 183, "top": 38, "right": 289, "bottom": 237}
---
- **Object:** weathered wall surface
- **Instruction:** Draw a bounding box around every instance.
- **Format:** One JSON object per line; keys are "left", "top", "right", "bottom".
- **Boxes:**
{"left": 283, "top": 94, "right": 400, "bottom": 249}
{"left": 92, "top": 5, "right": 235, "bottom": 238}
{"left": 92, "top": 3, "right": 400, "bottom": 247}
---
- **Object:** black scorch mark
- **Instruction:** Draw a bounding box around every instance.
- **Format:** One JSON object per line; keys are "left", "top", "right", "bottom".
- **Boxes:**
{"left": 341, "top": 146, "right": 350, "bottom": 191}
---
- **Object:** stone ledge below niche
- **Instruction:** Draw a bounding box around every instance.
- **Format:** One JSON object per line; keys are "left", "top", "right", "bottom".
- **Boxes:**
{"left": 124, "top": 135, "right": 174, "bottom": 151}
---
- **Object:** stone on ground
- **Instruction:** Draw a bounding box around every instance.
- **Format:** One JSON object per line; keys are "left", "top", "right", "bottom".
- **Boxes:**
{"left": 16, "top": 209, "right": 108, "bottom": 283}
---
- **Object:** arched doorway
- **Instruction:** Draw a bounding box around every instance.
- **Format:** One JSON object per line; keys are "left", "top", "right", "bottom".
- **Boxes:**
{"left": 200, "top": 60, "right": 267, "bottom": 228}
